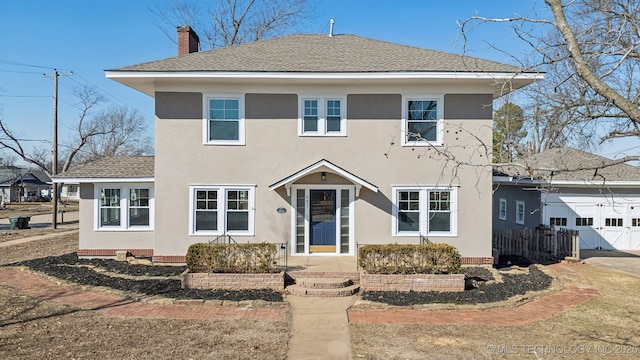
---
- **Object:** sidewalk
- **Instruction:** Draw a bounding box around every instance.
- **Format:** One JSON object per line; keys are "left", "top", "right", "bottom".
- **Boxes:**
{"left": 287, "top": 296, "right": 355, "bottom": 360}
{"left": 0, "top": 211, "right": 79, "bottom": 248}
{"left": 0, "top": 211, "right": 79, "bottom": 230}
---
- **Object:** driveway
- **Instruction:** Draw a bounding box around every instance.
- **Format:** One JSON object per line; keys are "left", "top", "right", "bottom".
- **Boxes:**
{"left": 581, "top": 249, "right": 640, "bottom": 278}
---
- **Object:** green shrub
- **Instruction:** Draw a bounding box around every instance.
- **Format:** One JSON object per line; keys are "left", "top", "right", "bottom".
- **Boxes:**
{"left": 186, "top": 242, "right": 278, "bottom": 273}
{"left": 358, "top": 243, "right": 462, "bottom": 274}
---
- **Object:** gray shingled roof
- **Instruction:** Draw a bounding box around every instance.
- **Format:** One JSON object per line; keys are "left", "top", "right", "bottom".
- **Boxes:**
{"left": 110, "top": 34, "right": 527, "bottom": 74}
{"left": 54, "top": 156, "right": 154, "bottom": 179}
{"left": 498, "top": 148, "right": 640, "bottom": 182}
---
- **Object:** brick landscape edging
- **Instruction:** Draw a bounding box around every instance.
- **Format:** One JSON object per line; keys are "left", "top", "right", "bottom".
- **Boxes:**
{"left": 181, "top": 272, "right": 285, "bottom": 291}
{"left": 360, "top": 273, "right": 465, "bottom": 292}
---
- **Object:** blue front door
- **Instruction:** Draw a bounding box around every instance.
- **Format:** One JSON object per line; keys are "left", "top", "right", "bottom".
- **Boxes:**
{"left": 310, "top": 190, "right": 336, "bottom": 250}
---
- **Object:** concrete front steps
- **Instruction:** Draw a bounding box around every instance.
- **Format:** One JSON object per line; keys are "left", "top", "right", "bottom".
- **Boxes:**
{"left": 286, "top": 271, "right": 361, "bottom": 297}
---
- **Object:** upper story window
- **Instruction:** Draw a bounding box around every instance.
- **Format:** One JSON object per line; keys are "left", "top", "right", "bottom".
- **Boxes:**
{"left": 205, "top": 96, "right": 245, "bottom": 145}
{"left": 402, "top": 96, "right": 444, "bottom": 146}
{"left": 96, "top": 184, "right": 154, "bottom": 231}
{"left": 299, "top": 97, "right": 346, "bottom": 136}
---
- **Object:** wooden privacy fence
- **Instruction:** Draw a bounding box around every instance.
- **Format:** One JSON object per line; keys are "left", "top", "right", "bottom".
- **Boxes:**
{"left": 493, "top": 228, "right": 580, "bottom": 261}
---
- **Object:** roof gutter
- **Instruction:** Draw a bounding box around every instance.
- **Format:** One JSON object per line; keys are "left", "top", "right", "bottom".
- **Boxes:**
{"left": 105, "top": 70, "right": 544, "bottom": 81}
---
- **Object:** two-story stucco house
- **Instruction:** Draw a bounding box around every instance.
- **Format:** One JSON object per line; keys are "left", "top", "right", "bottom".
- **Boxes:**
{"left": 54, "top": 26, "right": 542, "bottom": 264}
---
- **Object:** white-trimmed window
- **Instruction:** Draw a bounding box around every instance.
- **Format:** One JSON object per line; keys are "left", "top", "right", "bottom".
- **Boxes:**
{"left": 515, "top": 201, "right": 525, "bottom": 225}
{"left": 129, "top": 188, "right": 150, "bottom": 226}
{"left": 402, "top": 96, "right": 444, "bottom": 146}
{"left": 204, "top": 95, "right": 245, "bottom": 145}
{"left": 393, "top": 186, "right": 457, "bottom": 236}
{"left": 498, "top": 198, "right": 507, "bottom": 220}
{"left": 96, "top": 184, "right": 154, "bottom": 230}
{"left": 190, "top": 185, "right": 255, "bottom": 235}
{"left": 299, "top": 97, "right": 346, "bottom": 136}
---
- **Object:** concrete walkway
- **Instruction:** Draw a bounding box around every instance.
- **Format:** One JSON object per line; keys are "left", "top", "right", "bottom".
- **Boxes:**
{"left": 0, "top": 211, "right": 79, "bottom": 248}
{"left": 287, "top": 295, "right": 355, "bottom": 360}
{"left": 0, "top": 211, "right": 79, "bottom": 230}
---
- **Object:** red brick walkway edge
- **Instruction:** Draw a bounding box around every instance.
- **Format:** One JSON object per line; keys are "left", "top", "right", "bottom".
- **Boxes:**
{"left": 0, "top": 267, "right": 287, "bottom": 322}
{"left": 348, "top": 262, "right": 599, "bottom": 326}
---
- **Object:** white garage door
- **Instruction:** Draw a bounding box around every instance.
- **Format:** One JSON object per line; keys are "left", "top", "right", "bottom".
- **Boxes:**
{"left": 543, "top": 194, "right": 640, "bottom": 250}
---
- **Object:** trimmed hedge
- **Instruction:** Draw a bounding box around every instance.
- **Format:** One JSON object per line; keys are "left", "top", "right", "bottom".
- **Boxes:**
{"left": 186, "top": 243, "right": 278, "bottom": 273}
{"left": 358, "top": 243, "right": 462, "bottom": 274}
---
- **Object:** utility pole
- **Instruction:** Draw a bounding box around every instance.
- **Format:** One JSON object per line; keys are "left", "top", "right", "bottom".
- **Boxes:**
{"left": 44, "top": 69, "right": 72, "bottom": 229}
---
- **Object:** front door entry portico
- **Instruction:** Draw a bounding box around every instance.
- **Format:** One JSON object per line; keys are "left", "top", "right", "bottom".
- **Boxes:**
{"left": 310, "top": 190, "right": 336, "bottom": 252}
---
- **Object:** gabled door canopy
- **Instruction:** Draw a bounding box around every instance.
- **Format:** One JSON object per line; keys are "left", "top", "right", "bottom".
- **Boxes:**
{"left": 268, "top": 159, "right": 378, "bottom": 197}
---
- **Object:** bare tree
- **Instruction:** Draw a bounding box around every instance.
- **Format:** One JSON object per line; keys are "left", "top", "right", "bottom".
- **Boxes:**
{"left": 76, "top": 107, "right": 153, "bottom": 162}
{"left": 461, "top": 0, "right": 640, "bottom": 158}
{"left": 0, "top": 85, "right": 152, "bottom": 175}
{"left": 152, "top": 0, "right": 316, "bottom": 50}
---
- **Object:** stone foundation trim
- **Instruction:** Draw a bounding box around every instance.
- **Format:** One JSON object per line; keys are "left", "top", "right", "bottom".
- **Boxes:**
{"left": 461, "top": 257, "right": 494, "bottom": 265}
{"left": 181, "top": 272, "right": 285, "bottom": 291}
{"left": 152, "top": 255, "right": 187, "bottom": 264}
{"left": 360, "top": 273, "right": 465, "bottom": 292}
{"left": 77, "top": 249, "right": 153, "bottom": 258}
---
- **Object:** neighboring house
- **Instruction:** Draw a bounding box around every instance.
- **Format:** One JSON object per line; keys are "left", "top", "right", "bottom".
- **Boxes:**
{"left": 0, "top": 166, "right": 52, "bottom": 203}
{"left": 60, "top": 184, "right": 80, "bottom": 202}
{"left": 53, "top": 26, "right": 542, "bottom": 263}
{"left": 493, "top": 147, "right": 640, "bottom": 251}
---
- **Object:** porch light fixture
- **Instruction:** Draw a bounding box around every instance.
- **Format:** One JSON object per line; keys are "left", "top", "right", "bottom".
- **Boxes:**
{"left": 321, "top": 172, "right": 326, "bottom": 181}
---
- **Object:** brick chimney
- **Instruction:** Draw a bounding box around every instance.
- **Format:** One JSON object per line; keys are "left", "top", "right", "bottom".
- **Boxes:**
{"left": 177, "top": 26, "right": 199, "bottom": 55}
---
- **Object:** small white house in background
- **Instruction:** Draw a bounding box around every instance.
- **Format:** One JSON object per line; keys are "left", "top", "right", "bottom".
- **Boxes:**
{"left": 0, "top": 166, "right": 52, "bottom": 202}
{"left": 53, "top": 26, "right": 542, "bottom": 263}
{"left": 493, "top": 147, "right": 640, "bottom": 251}
{"left": 61, "top": 184, "right": 80, "bottom": 201}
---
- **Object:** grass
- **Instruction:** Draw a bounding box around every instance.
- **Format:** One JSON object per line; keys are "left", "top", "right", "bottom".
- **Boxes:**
{"left": 0, "top": 228, "right": 73, "bottom": 243}
{"left": 0, "top": 233, "right": 291, "bottom": 359}
{"left": 350, "top": 265, "right": 640, "bottom": 359}
{"left": 1, "top": 230, "right": 638, "bottom": 359}
{"left": 0, "top": 202, "right": 78, "bottom": 219}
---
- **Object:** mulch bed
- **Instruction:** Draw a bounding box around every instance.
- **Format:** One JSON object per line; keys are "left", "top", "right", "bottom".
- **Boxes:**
{"left": 7, "top": 253, "right": 284, "bottom": 302}
{"left": 6, "top": 252, "right": 553, "bottom": 306}
{"left": 361, "top": 264, "right": 553, "bottom": 306}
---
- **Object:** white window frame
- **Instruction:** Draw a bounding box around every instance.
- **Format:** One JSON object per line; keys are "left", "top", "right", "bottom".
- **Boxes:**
{"left": 203, "top": 94, "right": 245, "bottom": 145}
{"left": 499, "top": 198, "right": 507, "bottom": 220}
{"left": 298, "top": 96, "right": 347, "bottom": 136}
{"left": 392, "top": 186, "right": 457, "bottom": 237}
{"left": 94, "top": 183, "right": 154, "bottom": 231}
{"left": 401, "top": 95, "right": 444, "bottom": 146}
{"left": 515, "top": 200, "right": 525, "bottom": 225}
{"left": 189, "top": 185, "right": 255, "bottom": 236}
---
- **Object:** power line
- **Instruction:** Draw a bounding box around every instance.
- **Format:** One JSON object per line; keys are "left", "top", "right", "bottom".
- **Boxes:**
{"left": 0, "top": 95, "right": 51, "bottom": 98}
{"left": 0, "top": 69, "right": 44, "bottom": 74}
{"left": 0, "top": 59, "right": 71, "bottom": 72}
{"left": 0, "top": 137, "right": 49, "bottom": 143}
